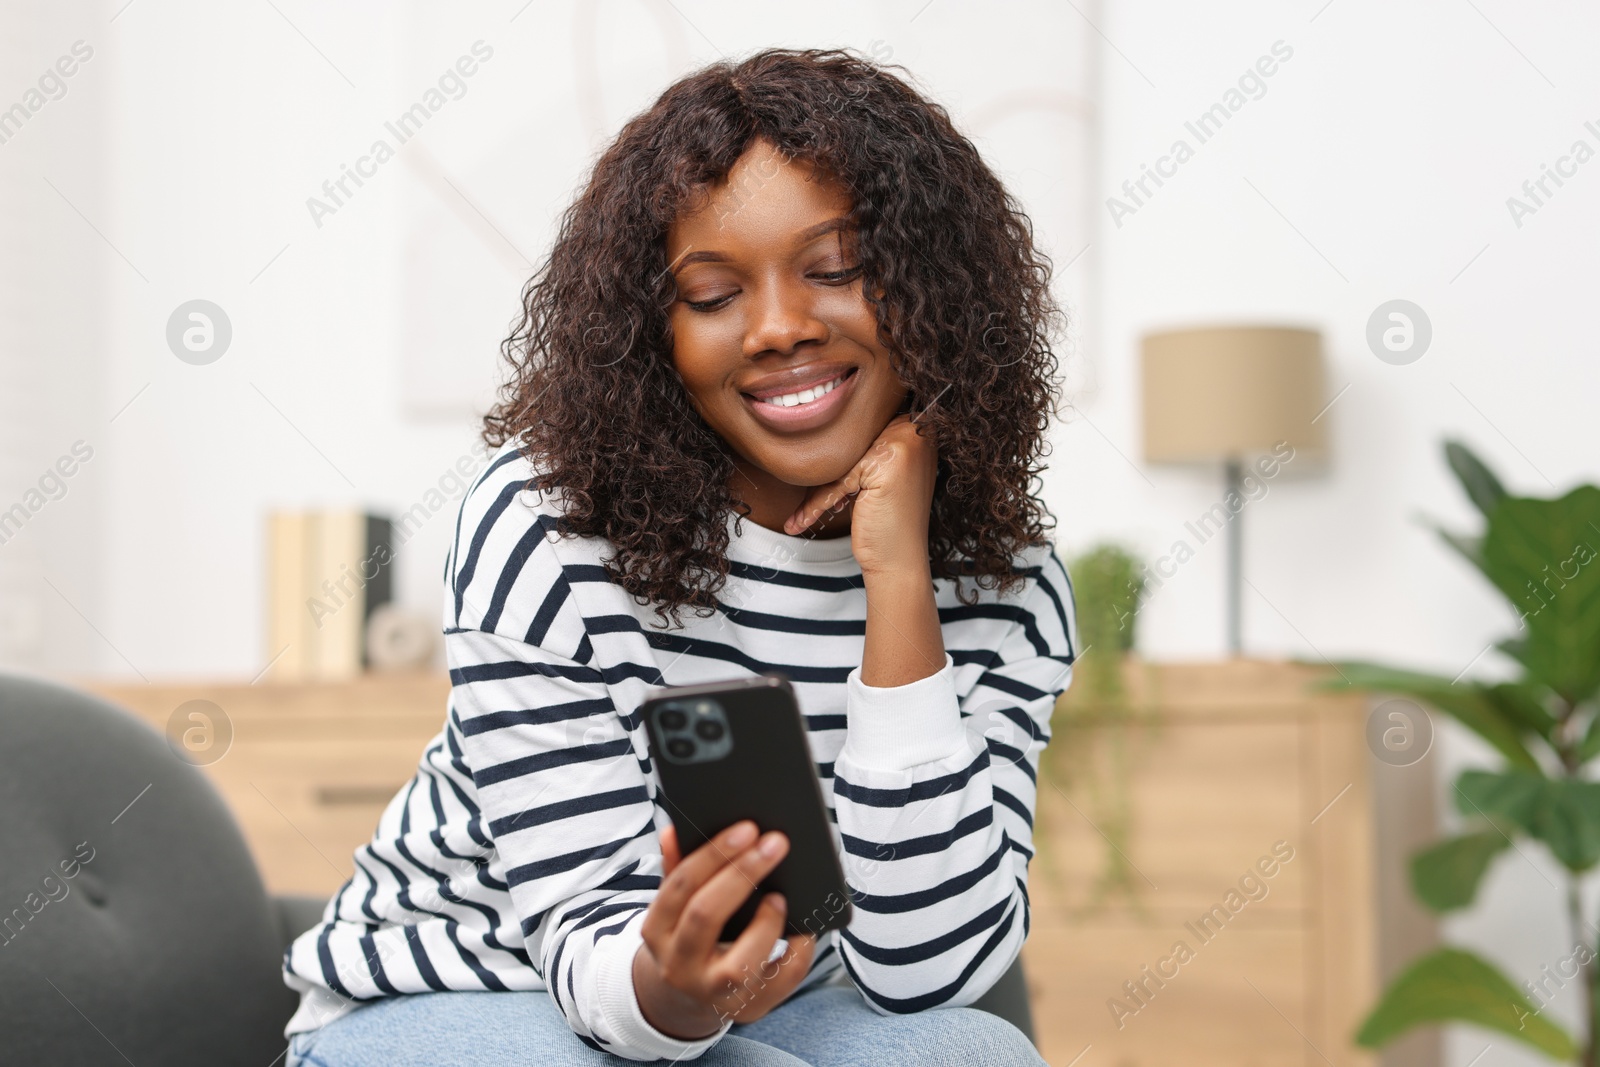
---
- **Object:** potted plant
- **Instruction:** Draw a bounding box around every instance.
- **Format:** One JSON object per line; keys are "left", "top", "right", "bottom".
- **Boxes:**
{"left": 1322, "top": 440, "right": 1600, "bottom": 1063}
{"left": 1041, "top": 543, "right": 1155, "bottom": 909}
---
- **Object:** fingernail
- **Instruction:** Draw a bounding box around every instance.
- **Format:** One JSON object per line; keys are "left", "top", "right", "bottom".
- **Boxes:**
{"left": 759, "top": 832, "right": 786, "bottom": 859}
{"left": 728, "top": 822, "right": 757, "bottom": 848}
{"left": 768, "top": 893, "right": 786, "bottom": 914}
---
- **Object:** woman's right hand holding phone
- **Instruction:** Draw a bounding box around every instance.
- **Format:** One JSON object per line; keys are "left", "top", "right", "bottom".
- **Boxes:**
{"left": 633, "top": 820, "right": 817, "bottom": 1039}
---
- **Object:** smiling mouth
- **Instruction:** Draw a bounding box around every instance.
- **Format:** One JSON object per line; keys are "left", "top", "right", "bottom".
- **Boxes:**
{"left": 748, "top": 370, "right": 852, "bottom": 408}
{"left": 741, "top": 367, "right": 860, "bottom": 430}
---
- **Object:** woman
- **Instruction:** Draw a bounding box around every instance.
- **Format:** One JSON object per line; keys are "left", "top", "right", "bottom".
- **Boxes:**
{"left": 283, "top": 47, "right": 1076, "bottom": 1066}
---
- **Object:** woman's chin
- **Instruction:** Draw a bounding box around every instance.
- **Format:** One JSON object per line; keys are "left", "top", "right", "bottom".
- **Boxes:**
{"left": 738, "top": 451, "right": 857, "bottom": 491}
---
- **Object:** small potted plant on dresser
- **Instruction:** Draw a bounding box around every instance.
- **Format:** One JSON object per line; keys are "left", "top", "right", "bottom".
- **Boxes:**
{"left": 1038, "top": 542, "right": 1154, "bottom": 909}
{"left": 1024, "top": 540, "right": 1384, "bottom": 1066}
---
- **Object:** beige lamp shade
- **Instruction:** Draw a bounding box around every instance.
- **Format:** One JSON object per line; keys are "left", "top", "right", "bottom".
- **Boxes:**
{"left": 1141, "top": 325, "right": 1326, "bottom": 464}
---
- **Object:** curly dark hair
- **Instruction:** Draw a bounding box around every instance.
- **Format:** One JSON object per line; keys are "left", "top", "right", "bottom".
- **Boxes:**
{"left": 482, "top": 47, "right": 1066, "bottom": 629}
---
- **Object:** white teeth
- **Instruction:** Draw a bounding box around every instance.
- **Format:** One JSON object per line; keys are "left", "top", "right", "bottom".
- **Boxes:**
{"left": 762, "top": 374, "right": 845, "bottom": 408}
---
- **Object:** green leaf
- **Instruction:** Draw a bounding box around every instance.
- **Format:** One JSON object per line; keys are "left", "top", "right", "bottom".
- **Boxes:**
{"left": 1410, "top": 831, "right": 1510, "bottom": 912}
{"left": 1480, "top": 487, "right": 1600, "bottom": 706}
{"left": 1456, "top": 769, "right": 1600, "bottom": 871}
{"left": 1578, "top": 708, "right": 1600, "bottom": 763}
{"left": 1494, "top": 636, "right": 1543, "bottom": 684}
{"left": 1357, "top": 947, "right": 1575, "bottom": 1059}
{"left": 1321, "top": 663, "right": 1541, "bottom": 771}
{"left": 1445, "top": 440, "right": 1509, "bottom": 518}
{"left": 1484, "top": 683, "right": 1557, "bottom": 742}
{"left": 1431, "top": 523, "right": 1486, "bottom": 572}
{"left": 1065, "top": 543, "right": 1145, "bottom": 656}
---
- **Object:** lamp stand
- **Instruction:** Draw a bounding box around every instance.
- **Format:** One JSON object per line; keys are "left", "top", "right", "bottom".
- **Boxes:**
{"left": 1224, "top": 457, "right": 1243, "bottom": 656}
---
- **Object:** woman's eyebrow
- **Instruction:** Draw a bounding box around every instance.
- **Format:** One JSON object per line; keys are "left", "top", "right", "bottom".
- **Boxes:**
{"left": 673, "top": 248, "right": 728, "bottom": 270}
{"left": 669, "top": 216, "right": 856, "bottom": 275}
{"left": 795, "top": 216, "right": 853, "bottom": 243}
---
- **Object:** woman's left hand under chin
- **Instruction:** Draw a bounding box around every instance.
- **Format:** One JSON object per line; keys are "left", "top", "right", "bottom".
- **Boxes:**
{"left": 783, "top": 413, "right": 939, "bottom": 578}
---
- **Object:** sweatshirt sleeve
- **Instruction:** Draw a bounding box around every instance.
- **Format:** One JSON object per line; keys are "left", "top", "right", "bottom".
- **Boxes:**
{"left": 829, "top": 547, "right": 1077, "bottom": 1012}
{"left": 444, "top": 478, "right": 732, "bottom": 1060}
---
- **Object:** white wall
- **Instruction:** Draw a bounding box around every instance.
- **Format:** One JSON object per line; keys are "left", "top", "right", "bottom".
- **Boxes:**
{"left": 1, "top": 1, "right": 110, "bottom": 676}
{"left": 1086, "top": 3, "right": 1600, "bottom": 1065}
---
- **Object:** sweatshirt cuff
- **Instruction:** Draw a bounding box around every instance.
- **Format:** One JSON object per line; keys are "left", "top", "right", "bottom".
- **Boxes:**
{"left": 841, "top": 652, "right": 967, "bottom": 772}
{"left": 589, "top": 915, "right": 733, "bottom": 1061}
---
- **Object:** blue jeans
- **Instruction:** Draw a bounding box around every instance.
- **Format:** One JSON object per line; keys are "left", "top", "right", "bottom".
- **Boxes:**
{"left": 285, "top": 981, "right": 1045, "bottom": 1066}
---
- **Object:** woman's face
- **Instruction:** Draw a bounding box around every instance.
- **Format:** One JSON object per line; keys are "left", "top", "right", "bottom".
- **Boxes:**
{"left": 665, "top": 138, "right": 908, "bottom": 503}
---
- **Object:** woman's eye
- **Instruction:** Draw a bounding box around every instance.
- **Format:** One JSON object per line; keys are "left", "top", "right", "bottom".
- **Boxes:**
{"left": 684, "top": 293, "right": 735, "bottom": 312}
{"left": 813, "top": 265, "right": 862, "bottom": 284}
{"left": 680, "top": 266, "right": 859, "bottom": 310}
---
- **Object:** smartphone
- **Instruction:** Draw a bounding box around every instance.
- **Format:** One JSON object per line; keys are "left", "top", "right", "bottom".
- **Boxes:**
{"left": 640, "top": 673, "right": 853, "bottom": 942}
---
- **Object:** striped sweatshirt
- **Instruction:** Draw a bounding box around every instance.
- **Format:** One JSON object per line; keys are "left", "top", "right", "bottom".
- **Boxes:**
{"left": 282, "top": 439, "right": 1078, "bottom": 1061}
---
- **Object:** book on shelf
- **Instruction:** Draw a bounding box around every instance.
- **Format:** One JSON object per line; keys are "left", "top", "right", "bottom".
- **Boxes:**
{"left": 266, "top": 509, "right": 393, "bottom": 680}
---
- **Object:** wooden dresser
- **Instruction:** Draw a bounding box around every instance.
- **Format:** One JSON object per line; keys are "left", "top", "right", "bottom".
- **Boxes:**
{"left": 87, "top": 672, "right": 451, "bottom": 897}
{"left": 86, "top": 659, "right": 1419, "bottom": 1066}
{"left": 1020, "top": 659, "right": 1425, "bottom": 1067}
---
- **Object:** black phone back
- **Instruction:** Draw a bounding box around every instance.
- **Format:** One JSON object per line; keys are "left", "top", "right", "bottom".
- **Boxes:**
{"left": 641, "top": 673, "right": 852, "bottom": 941}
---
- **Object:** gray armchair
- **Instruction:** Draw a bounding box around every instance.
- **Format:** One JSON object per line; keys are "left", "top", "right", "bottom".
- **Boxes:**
{"left": 0, "top": 673, "right": 1031, "bottom": 1064}
{"left": 0, "top": 673, "right": 318, "bottom": 1064}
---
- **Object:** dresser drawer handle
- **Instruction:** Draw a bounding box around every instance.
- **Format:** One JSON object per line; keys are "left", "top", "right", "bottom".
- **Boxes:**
{"left": 314, "top": 784, "right": 403, "bottom": 806}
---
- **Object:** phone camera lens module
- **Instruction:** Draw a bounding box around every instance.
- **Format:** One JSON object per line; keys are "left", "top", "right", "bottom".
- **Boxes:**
{"left": 652, "top": 695, "right": 730, "bottom": 763}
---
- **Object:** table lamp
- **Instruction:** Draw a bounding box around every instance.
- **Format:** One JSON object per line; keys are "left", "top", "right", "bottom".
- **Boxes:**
{"left": 1140, "top": 325, "right": 1326, "bottom": 656}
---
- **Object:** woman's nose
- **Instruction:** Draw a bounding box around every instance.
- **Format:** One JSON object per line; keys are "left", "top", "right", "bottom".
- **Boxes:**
{"left": 742, "top": 279, "right": 827, "bottom": 359}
